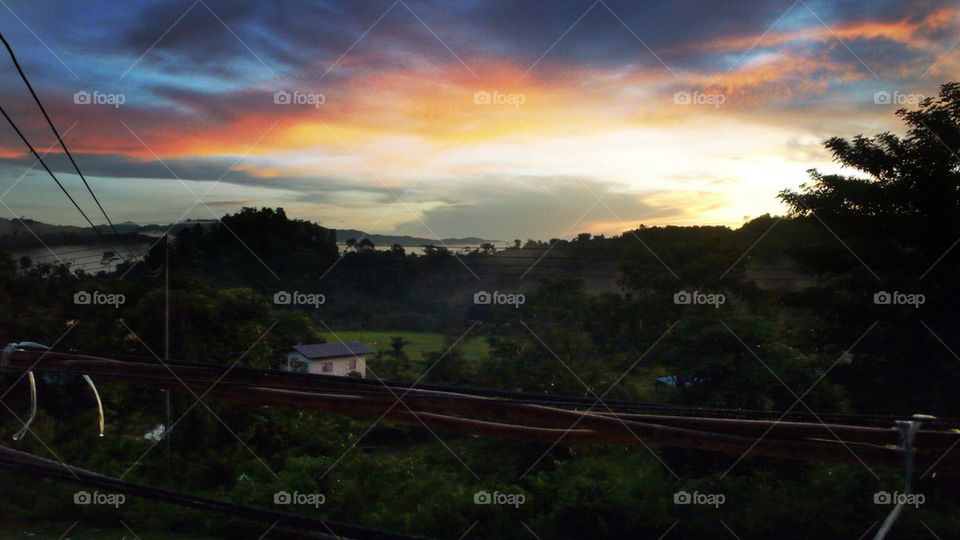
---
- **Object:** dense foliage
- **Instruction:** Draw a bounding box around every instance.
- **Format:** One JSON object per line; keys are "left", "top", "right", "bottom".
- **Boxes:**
{"left": 2, "top": 84, "right": 960, "bottom": 539}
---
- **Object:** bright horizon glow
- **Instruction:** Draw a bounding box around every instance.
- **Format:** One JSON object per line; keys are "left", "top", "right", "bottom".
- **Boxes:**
{"left": 0, "top": 0, "right": 956, "bottom": 240}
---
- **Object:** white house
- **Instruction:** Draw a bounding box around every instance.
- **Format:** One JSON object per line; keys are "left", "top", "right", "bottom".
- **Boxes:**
{"left": 285, "top": 342, "right": 373, "bottom": 377}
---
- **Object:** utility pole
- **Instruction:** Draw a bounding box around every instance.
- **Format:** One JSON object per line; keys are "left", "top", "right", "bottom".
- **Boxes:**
{"left": 165, "top": 235, "right": 171, "bottom": 468}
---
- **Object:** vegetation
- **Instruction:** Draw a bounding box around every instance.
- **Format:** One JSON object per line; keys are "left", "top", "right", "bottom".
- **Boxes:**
{"left": 1, "top": 83, "right": 960, "bottom": 538}
{"left": 323, "top": 330, "right": 490, "bottom": 367}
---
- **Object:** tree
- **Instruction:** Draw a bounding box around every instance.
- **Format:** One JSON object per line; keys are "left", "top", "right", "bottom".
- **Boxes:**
{"left": 422, "top": 244, "right": 451, "bottom": 257}
{"left": 652, "top": 314, "right": 847, "bottom": 411}
{"left": 423, "top": 342, "right": 473, "bottom": 385}
{"left": 389, "top": 335, "right": 410, "bottom": 354}
{"left": 778, "top": 82, "right": 960, "bottom": 414}
{"left": 779, "top": 83, "right": 960, "bottom": 282}
{"left": 368, "top": 336, "right": 413, "bottom": 380}
{"left": 158, "top": 207, "right": 338, "bottom": 283}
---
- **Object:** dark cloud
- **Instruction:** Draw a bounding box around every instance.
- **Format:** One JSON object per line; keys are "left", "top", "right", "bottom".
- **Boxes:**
{"left": 114, "top": 0, "right": 474, "bottom": 80}
{"left": 463, "top": 0, "right": 807, "bottom": 68}
{"left": 5, "top": 0, "right": 954, "bottom": 83}
{"left": 1, "top": 0, "right": 956, "bottom": 238}
{"left": 0, "top": 152, "right": 257, "bottom": 183}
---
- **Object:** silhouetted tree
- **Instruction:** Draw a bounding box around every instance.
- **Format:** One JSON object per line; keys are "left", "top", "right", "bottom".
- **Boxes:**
{"left": 779, "top": 82, "right": 960, "bottom": 414}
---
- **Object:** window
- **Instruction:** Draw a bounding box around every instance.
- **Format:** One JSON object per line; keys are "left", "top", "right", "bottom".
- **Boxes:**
{"left": 349, "top": 358, "right": 357, "bottom": 370}
{"left": 321, "top": 362, "right": 333, "bottom": 373}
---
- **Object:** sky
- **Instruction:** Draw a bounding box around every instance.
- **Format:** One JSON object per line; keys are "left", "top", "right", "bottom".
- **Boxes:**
{"left": 0, "top": 0, "right": 957, "bottom": 241}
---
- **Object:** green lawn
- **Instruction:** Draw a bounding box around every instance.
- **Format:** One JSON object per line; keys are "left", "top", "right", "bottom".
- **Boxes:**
{"left": 320, "top": 330, "right": 490, "bottom": 364}
{"left": 324, "top": 331, "right": 674, "bottom": 400}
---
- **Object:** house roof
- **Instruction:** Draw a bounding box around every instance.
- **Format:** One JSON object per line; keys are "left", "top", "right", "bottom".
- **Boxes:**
{"left": 292, "top": 342, "right": 374, "bottom": 360}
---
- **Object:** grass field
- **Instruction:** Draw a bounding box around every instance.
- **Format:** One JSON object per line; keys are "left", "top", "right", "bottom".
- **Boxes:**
{"left": 320, "top": 330, "right": 490, "bottom": 364}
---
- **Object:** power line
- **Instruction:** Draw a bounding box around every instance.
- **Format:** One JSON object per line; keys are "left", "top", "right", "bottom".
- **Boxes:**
{"left": 0, "top": 32, "right": 129, "bottom": 259}
{"left": 0, "top": 105, "right": 102, "bottom": 232}
{"left": 41, "top": 346, "right": 957, "bottom": 427}
{"left": 149, "top": 369, "right": 960, "bottom": 428}
{"left": 5, "top": 347, "right": 960, "bottom": 460}
{"left": 0, "top": 445, "right": 423, "bottom": 540}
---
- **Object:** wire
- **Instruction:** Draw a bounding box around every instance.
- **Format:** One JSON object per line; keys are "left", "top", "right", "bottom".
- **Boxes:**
{"left": 0, "top": 105, "right": 102, "bottom": 232}
{"left": 0, "top": 445, "right": 423, "bottom": 540}
{"left": 9, "top": 346, "right": 960, "bottom": 431}
{"left": 4, "top": 349, "right": 958, "bottom": 474}
{"left": 0, "top": 32, "right": 129, "bottom": 261}
{"left": 22, "top": 346, "right": 960, "bottom": 428}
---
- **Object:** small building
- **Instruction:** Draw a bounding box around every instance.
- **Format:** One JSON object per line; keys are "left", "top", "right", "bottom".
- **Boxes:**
{"left": 285, "top": 342, "right": 373, "bottom": 377}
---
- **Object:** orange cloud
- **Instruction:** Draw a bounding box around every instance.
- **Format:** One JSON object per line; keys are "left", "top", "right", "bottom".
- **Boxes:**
{"left": 96, "top": 62, "right": 643, "bottom": 163}
{"left": 25, "top": 7, "right": 948, "bottom": 181}
{"left": 0, "top": 148, "right": 26, "bottom": 159}
{"left": 704, "top": 6, "right": 957, "bottom": 53}
{"left": 694, "top": 50, "right": 862, "bottom": 104}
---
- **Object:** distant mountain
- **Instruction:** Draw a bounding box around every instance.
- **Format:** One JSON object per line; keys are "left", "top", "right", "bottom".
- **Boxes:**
{"left": 335, "top": 229, "right": 493, "bottom": 246}
{"left": 138, "top": 220, "right": 218, "bottom": 236}
{"left": 0, "top": 217, "right": 156, "bottom": 249}
{"left": 0, "top": 217, "right": 88, "bottom": 237}
{"left": 93, "top": 221, "right": 145, "bottom": 234}
{"left": 0, "top": 217, "right": 493, "bottom": 250}
{"left": 0, "top": 217, "right": 107, "bottom": 249}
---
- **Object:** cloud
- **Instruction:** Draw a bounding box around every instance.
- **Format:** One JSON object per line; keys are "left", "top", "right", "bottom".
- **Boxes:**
{"left": 0, "top": 151, "right": 261, "bottom": 184}
{"left": 0, "top": 0, "right": 957, "bottom": 238}
{"left": 390, "top": 176, "right": 719, "bottom": 240}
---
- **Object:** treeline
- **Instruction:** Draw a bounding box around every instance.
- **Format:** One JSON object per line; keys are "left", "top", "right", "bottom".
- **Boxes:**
{"left": 0, "top": 83, "right": 959, "bottom": 539}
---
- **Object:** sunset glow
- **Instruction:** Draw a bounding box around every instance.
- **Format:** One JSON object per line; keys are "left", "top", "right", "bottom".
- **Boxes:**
{"left": 1, "top": 0, "right": 957, "bottom": 239}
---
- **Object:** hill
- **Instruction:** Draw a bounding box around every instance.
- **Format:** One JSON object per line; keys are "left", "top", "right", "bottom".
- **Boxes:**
{"left": 335, "top": 229, "right": 492, "bottom": 246}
